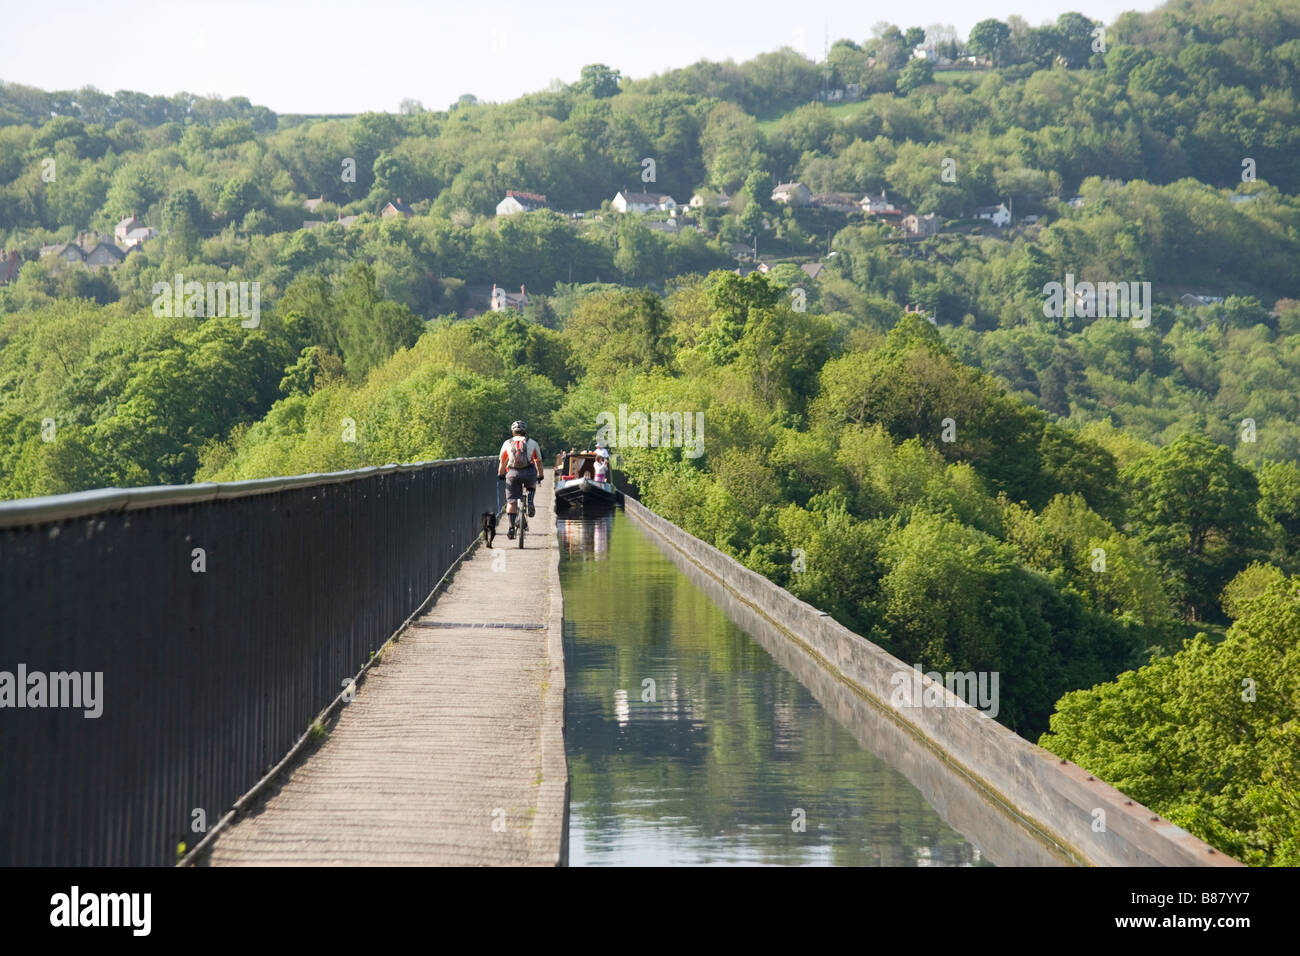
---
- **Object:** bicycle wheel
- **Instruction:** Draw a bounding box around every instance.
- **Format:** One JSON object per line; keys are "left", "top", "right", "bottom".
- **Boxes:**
{"left": 517, "top": 511, "right": 527, "bottom": 549}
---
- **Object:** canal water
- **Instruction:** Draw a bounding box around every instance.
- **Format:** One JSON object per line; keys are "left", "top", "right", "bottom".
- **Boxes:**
{"left": 558, "top": 510, "right": 992, "bottom": 867}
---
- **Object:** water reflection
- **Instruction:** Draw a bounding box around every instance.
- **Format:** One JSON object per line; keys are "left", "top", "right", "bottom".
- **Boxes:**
{"left": 558, "top": 511, "right": 614, "bottom": 559}
{"left": 559, "top": 511, "right": 996, "bottom": 867}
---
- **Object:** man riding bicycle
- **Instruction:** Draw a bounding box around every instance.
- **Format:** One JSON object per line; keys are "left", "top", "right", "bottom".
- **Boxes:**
{"left": 499, "top": 420, "right": 543, "bottom": 539}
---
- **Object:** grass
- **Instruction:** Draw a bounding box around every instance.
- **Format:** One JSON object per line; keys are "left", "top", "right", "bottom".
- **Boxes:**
{"left": 754, "top": 98, "right": 863, "bottom": 131}
{"left": 1185, "top": 621, "right": 1229, "bottom": 644}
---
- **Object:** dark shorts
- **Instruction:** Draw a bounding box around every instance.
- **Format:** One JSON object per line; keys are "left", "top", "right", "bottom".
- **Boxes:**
{"left": 505, "top": 465, "right": 538, "bottom": 502}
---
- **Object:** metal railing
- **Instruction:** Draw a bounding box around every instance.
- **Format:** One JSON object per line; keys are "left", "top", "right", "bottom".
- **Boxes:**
{"left": 0, "top": 458, "right": 497, "bottom": 865}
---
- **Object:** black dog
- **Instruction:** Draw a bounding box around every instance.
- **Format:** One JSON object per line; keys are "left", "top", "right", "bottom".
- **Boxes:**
{"left": 481, "top": 511, "right": 499, "bottom": 548}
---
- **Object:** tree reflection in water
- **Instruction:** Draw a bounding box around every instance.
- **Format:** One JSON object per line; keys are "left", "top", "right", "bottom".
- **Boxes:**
{"left": 561, "top": 510, "right": 993, "bottom": 867}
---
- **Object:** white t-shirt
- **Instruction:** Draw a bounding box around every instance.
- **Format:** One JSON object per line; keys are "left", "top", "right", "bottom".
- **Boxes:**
{"left": 500, "top": 436, "right": 541, "bottom": 470}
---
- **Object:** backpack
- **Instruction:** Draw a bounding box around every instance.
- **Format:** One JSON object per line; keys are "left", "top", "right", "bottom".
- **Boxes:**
{"left": 506, "top": 437, "right": 531, "bottom": 469}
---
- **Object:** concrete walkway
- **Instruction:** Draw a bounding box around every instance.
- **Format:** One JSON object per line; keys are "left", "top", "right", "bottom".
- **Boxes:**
{"left": 206, "top": 480, "right": 567, "bottom": 866}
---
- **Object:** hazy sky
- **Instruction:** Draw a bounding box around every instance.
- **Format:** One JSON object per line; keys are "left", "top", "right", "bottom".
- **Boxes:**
{"left": 3, "top": 0, "right": 1164, "bottom": 114}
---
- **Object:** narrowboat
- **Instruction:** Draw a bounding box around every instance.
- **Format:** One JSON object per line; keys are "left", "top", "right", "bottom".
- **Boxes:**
{"left": 553, "top": 450, "right": 619, "bottom": 511}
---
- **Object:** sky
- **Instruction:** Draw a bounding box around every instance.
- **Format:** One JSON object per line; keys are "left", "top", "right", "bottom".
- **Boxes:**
{"left": 2, "top": 0, "right": 1166, "bottom": 114}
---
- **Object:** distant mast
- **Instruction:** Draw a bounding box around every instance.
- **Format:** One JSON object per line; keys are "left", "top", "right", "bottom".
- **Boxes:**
{"left": 822, "top": 20, "right": 830, "bottom": 102}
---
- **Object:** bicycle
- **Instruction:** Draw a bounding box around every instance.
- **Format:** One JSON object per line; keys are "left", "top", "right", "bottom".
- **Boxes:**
{"left": 500, "top": 472, "right": 534, "bottom": 549}
{"left": 517, "top": 469, "right": 540, "bottom": 549}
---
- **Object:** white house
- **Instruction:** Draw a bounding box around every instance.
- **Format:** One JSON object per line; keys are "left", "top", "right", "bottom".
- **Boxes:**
{"left": 122, "top": 226, "right": 157, "bottom": 249}
{"left": 975, "top": 203, "right": 1012, "bottom": 227}
{"left": 771, "top": 182, "right": 811, "bottom": 206}
{"left": 860, "top": 190, "right": 899, "bottom": 215}
{"left": 1180, "top": 293, "right": 1225, "bottom": 307}
{"left": 491, "top": 284, "right": 528, "bottom": 312}
{"left": 612, "top": 191, "right": 676, "bottom": 214}
{"left": 914, "top": 46, "right": 952, "bottom": 65}
{"left": 689, "top": 191, "right": 732, "bottom": 209}
{"left": 496, "top": 190, "right": 549, "bottom": 216}
{"left": 114, "top": 214, "right": 143, "bottom": 244}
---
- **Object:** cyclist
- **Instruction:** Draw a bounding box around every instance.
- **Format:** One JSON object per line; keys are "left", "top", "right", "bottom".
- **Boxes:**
{"left": 498, "top": 420, "right": 543, "bottom": 539}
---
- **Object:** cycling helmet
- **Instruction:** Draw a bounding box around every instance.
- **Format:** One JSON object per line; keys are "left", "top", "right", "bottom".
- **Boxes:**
{"left": 511, "top": 420, "right": 527, "bottom": 434}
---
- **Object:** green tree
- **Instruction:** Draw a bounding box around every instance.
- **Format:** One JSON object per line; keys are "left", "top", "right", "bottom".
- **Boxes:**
{"left": 333, "top": 262, "right": 426, "bottom": 380}
{"left": 736, "top": 170, "right": 768, "bottom": 253}
{"left": 896, "top": 58, "right": 934, "bottom": 95}
{"left": 700, "top": 103, "right": 763, "bottom": 192}
{"left": 562, "top": 288, "right": 673, "bottom": 378}
{"left": 703, "top": 271, "right": 782, "bottom": 366}
{"left": 1054, "top": 12, "right": 1098, "bottom": 67}
{"left": 879, "top": 510, "right": 1134, "bottom": 734}
{"left": 161, "top": 187, "right": 203, "bottom": 257}
{"left": 871, "top": 24, "right": 910, "bottom": 70}
{"left": 1256, "top": 460, "right": 1300, "bottom": 572}
{"left": 1040, "top": 571, "right": 1300, "bottom": 865}
{"left": 280, "top": 345, "right": 344, "bottom": 396}
{"left": 613, "top": 217, "right": 664, "bottom": 281}
{"left": 968, "top": 19, "right": 1010, "bottom": 65}
{"left": 735, "top": 304, "right": 834, "bottom": 414}
{"left": 576, "top": 64, "right": 622, "bottom": 99}
{"left": 1122, "top": 433, "right": 1261, "bottom": 621}
{"left": 217, "top": 176, "right": 262, "bottom": 224}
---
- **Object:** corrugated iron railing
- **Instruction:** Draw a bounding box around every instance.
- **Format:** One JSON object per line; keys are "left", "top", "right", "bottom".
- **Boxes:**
{"left": 0, "top": 458, "right": 496, "bottom": 866}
